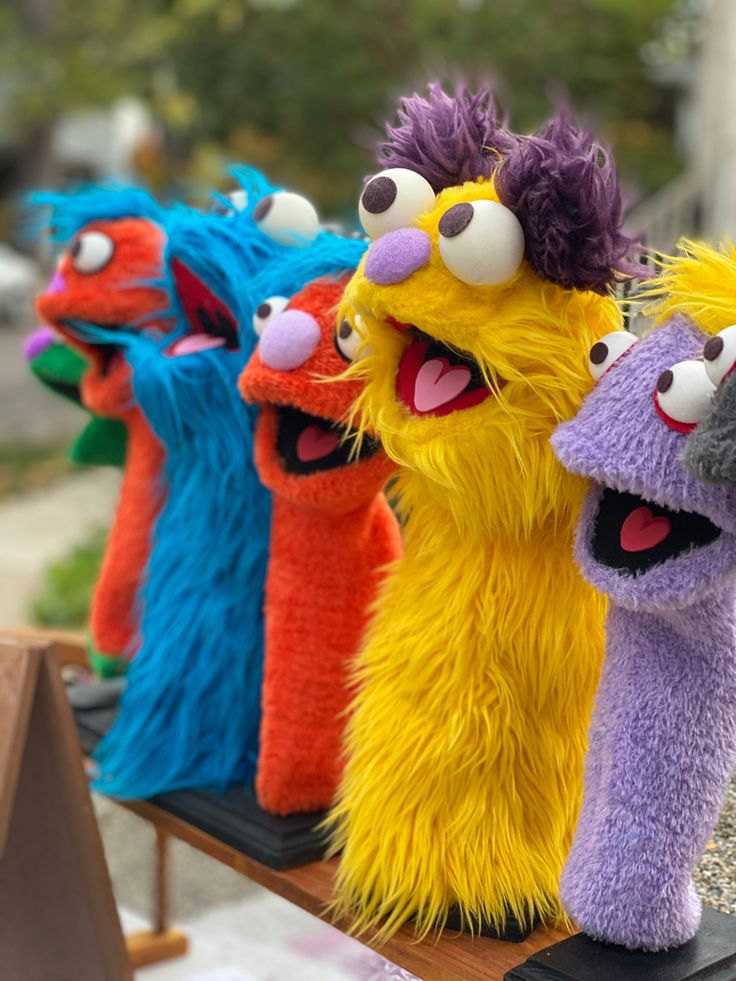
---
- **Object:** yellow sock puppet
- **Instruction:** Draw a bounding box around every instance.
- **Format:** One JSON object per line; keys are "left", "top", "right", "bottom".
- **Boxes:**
{"left": 329, "top": 85, "right": 640, "bottom": 939}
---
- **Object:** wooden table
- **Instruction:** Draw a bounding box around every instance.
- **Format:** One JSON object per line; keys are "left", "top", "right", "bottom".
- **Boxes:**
{"left": 19, "top": 628, "right": 572, "bottom": 980}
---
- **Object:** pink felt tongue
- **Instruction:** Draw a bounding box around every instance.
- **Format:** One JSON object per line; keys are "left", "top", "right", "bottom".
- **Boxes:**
{"left": 168, "top": 334, "right": 226, "bottom": 357}
{"left": 296, "top": 425, "right": 340, "bottom": 463}
{"left": 620, "top": 506, "right": 672, "bottom": 553}
{"left": 414, "top": 357, "right": 472, "bottom": 413}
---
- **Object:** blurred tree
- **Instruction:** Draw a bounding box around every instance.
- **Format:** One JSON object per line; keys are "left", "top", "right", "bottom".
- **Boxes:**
{"left": 0, "top": 0, "right": 684, "bottom": 218}
{"left": 163, "top": 0, "right": 682, "bottom": 213}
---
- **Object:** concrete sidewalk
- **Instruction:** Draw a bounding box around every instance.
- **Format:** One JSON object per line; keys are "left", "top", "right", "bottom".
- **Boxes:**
{"left": 0, "top": 466, "right": 120, "bottom": 626}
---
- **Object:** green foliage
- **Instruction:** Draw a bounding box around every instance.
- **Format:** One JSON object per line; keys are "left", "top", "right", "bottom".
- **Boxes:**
{"left": 30, "top": 527, "right": 105, "bottom": 628}
{"left": 0, "top": 0, "right": 684, "bottom": 212}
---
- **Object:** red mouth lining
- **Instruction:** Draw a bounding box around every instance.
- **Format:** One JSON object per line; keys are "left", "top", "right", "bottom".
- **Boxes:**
{"left": 392, "top": 323, "right": 500, "bottom": 417}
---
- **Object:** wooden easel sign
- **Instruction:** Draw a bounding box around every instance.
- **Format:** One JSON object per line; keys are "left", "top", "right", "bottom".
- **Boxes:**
{"left": 0, "top": 638, "right": 131, "bottom": 981}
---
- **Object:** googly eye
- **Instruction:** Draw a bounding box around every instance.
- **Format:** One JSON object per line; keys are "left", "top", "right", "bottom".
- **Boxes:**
{"left": 437, "top": 200, "right": 525, "bottom": 286}
{"left": 70, "top": 231, "right": 115, "bottom": 274}
{"left": 703, "top": 325, "right": 736, "bottom": 387}
{"left": 359, "top": 168, "right": 435, "bottom": 240}
{"left": 252, "top": 192, "right": 320, "bottom": 247}
{"left": 588, "top": 331, "right": 638, "bottom": 381}
{"left": 335, "top": 315, "right": 365, "bottom": 362}
{"left": 253, "top": 296, "right": 289, "bottom": 336}
{"left": 654, "top": 359, "right": 716, "bottom": 433}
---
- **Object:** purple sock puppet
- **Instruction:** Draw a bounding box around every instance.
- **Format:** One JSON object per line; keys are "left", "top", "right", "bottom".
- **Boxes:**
{"left": 551, "top": 315, "right": 736, "bottom": 951}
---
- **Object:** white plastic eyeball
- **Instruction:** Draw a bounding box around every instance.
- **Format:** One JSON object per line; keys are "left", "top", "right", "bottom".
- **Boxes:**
{"left": 70, "top": 231, "right": 115, "bottom": 274}
{"left": 437, "top": 200, "right": 525, "bottom": 286}
{"left": 252, "top": 192, "right": 320, "bottom": 247}
{"left": 226, "top": 189, "right": 248, "bottom": 212}
{"left": 655, "top": 359, "right": 716, "bottom": 432}
{"left": 359, "top": 168, "right": 435, "bottom": 240}
{"left": 588, "top": 331, "right": 638, "bottom": 381}
{"left": 253, "top": 296, "right": 289, "bottom": 336}
{"left": 703, "top": 325, "right": 736, "bottom": 387}
{"left": 335, "top": 314, "right": 365, "bottom": 362}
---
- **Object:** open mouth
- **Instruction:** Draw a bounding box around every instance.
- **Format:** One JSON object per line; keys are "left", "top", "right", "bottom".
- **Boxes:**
{"left": 394, "top": 325, "right": 502, "bottom": 417}
{"left": 45, "top": 377, "right": 82, "bottom": 402}
{"left": 165, "top": 308, "right": 239, "bottom": 358}
{"left": 591, "top": 487, "right": 721, "bottom": 576}
{"left": 60, "top": 321, "right": 123, "bottom": 378}
{"left": 275, "top": 405, "right": 380, "bottom": 475}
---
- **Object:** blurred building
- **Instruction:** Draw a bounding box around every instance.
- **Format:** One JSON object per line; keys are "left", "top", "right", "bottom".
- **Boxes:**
{"left": 629, "top": 0, "right": 736, "bottom": 252}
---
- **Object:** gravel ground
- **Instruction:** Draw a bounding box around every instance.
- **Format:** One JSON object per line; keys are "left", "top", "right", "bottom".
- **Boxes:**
{"left": 694, "top": 777, "right": 736, "bottom": 914}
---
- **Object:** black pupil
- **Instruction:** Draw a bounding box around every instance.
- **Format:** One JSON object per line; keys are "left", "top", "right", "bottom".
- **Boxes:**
{"left": 589, "top": 342, "right": 609, "bottom": 366}
{"left": 70, "top": 239, "right": 82, "bottom": 258}
{"left": 253, "top": 196, "right": 273, "bottom": 221}
{"left": 257, "top": 302, "right": 272, "bottom": 320}
{"left": 338, "top": 320, "right": 352, "bottom": 339}
{"left": 705, "top": 336, "right": 724, "bottom": 362}
{"left": 657, "top": 369, "right": 674, "bottom": 394}
{"left": 438, "top": 202, "right": 474, "bottom": 238}
{"left": 362, "top": 176, "right": 397, "bottom": 215}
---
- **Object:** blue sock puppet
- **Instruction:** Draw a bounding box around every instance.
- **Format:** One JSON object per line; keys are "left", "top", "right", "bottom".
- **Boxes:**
{"left": 92, "top": 168, "right": 366, "bottom": 797}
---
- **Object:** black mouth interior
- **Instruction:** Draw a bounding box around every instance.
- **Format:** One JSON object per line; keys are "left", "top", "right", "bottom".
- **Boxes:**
{"left": 96, "top": 343, "right": 121, "bottom": 377}
{"left": 46, "top": 378, "right": 82, "bottom": 402}
{"left": 592, "top": 487, "right": 721, "bottom": 576}
{"left": 410, "top": 328, "right": 487, "bottom": 390}
{"left": 275, "top": 405, "right": 380, "bottom": 475}
{"left": 195, "top": 306, "right": 239, "bottom": 351}
{"left": 61, "top": 320, "right": 122, "bottom": 377}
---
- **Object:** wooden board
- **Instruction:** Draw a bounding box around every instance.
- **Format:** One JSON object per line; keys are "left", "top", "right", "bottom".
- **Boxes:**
{"left": 21, "top": 629, "right": 571, "bottom": 980}
{"left": 0, "top": 640, "right": 131, "bottom": 981}
{"left": 123, "top": 798, "right": 570, "bottom": 981}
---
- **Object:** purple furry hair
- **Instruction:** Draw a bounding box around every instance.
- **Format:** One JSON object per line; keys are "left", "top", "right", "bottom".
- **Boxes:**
{"left": 495, "top": 110, "right": 640, "bottom": 294}
{"left": 378, "top": 82, "right": 514, "bottom": 192}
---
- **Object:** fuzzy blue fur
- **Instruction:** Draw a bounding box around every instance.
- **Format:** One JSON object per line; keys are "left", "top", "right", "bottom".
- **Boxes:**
{"left": 90, "top": 170, "right": 368, "bottom": 798}
{"left": 28, "top": 185, "right": 171, "bottom": 243}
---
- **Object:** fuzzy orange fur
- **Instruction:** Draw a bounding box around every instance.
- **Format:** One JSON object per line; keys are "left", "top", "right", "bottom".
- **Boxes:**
{"left": 35, "top": 217, "right": 169, "bottom": 672}
{"left": 240, "top": 277, "right": 401, "bottom": 815}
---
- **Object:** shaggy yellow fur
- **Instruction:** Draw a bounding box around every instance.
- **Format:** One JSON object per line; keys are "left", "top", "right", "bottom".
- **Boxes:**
{"left": 329, "top": 178, "right": 617, "bottom": 938}
{"left": 645, "top": 239, "right": 736, "bottom": 335}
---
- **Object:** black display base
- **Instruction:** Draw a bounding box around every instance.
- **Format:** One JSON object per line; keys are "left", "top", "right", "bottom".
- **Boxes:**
{"left": 444, "top": 906, "right": 536, "bottom": 942}
{"left": 505, "top": 907, "right": 736, "bottom": 981}
{"left": 74, "top": 701, "right": 328, "bottom": 870}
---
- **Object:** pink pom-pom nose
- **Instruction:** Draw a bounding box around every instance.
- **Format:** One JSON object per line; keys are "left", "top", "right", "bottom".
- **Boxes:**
{"left": 23, "top": 327, "right": 57, "bottom": 361}
{"left": 259, "top": 310, "right": 321, "bottom": 371}
{"left": 47, "top": 270, "right": 66, "bottom": 295}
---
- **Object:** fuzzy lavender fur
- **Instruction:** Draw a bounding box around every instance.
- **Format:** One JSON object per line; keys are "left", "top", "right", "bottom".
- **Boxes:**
{"left": 378, "top": 82, "right": 514, "bottom": 193}
{"left": 551, "top": 319, "right": 736, "bottom": 950}
{"left": 561, "top": 598, "right": 736, "bottom": 950}
{"left": 495, "top": 111, "right": 638, "bottom": 294}
{"left": 684, "top": 372, "right": 736, "bottom": 486}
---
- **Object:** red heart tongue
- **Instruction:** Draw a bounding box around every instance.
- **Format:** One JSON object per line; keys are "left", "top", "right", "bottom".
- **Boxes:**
{"left": 296, "top": 425, "right": 340, "bottom": 463}
{"left": 620, "top": 506, "right": 672, "bottom": 553}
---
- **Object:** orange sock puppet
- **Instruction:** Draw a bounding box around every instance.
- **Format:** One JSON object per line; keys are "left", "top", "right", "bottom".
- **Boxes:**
{"left": 240, "top": 275, "right": 401, "bottom": 815}
{"left": 34, "top": 190, "right": 171, "bottom": 675}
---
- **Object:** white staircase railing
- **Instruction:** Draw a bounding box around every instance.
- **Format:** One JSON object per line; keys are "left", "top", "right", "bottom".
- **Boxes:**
{"left": 624, "top": 170, "right": 705, "bottom": 256}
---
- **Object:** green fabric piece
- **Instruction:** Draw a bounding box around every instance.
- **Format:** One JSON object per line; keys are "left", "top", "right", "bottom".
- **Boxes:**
{"left": 29, "top": 342, "right": 85, "bottom": 405}
{"left": 70, "top": 417, "right": 127, "bottom": 468}
{"left": 88, "top": 637, "right": 129, "bottom": 679}
{"left": 29, "top": 341, "right": 128, "bottom": 468}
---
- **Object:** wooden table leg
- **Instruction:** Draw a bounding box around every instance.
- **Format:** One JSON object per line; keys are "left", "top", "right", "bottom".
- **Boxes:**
{"left": 126, "top": 829, "right": 189, "bottom": 969}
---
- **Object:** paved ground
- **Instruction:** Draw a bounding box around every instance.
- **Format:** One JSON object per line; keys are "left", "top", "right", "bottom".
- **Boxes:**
{"left": 0, "top": 323, "right": 86, "bottom": 443}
